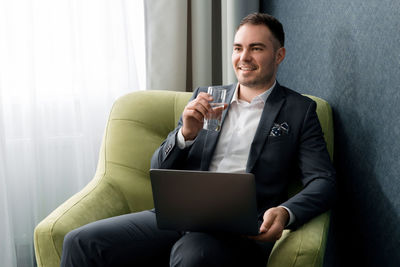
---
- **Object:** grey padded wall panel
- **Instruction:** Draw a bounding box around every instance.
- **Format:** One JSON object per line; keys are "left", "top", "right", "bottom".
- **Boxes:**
{"left": 261, "top": 1, "right": 400, "bottom": 266}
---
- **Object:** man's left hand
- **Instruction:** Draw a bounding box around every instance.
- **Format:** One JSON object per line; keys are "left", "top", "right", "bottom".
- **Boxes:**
{"left": 248, "top": 207, "right": 289, "bottom": 242}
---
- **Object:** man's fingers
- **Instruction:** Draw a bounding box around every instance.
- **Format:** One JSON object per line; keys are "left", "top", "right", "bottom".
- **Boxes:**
{"left": 181, "top": 91, "right": 226, "bottom": 140}
{"left": 184, "top": 108, "right": 204, "bottom": 123}
{"left": 247, "top": 228, "right": 278, "bottom": 242}
{"left": 188, "top": 91, "right": 227, "bottom": 120}
{"left": 249, "top": 207, "right": 288, "bottom": 242}
{"left": 196, "top": 92, "right": 213, "bottom": 110}
{"left": 197, "top": 91, "right": 213, "bottom": 100}
{"left": 185, "top": 103, "right": 207, "bottom": 121}
{"left": 248, "top": 221, "right": 283, "bottom": 242}
{"left": 259, "top": 211, "right": 275, "bottom": 233}
{"left": 180, "top": 92, "right": 214, "bottom": 140}
{"left": 267, "top": 222, "right": 283, "bottom": 239}
{"left": 186, "top": 95, "right": 213, "bottom": 118}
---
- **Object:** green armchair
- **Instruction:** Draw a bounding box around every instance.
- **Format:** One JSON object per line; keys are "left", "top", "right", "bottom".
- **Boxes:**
{"left": 34, "top": 90, "right": 334, "bottom": 267}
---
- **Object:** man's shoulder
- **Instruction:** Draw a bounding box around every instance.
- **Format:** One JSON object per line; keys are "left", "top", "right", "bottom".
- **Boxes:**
{"left": 279, "top": 84, "right": 315, "bottom": 106}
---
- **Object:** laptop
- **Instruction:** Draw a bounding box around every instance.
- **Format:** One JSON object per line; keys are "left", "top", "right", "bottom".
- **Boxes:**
{"left": 150, "top": 169, "right": 260, "bottom": 235}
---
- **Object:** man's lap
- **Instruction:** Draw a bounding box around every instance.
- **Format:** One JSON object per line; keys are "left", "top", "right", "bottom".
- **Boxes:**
{"left": 61, "top": 210, "right": 272, "bottom": 266}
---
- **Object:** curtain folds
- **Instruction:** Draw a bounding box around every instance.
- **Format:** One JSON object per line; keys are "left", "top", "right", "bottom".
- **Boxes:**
{"left": 1, "top": 0, "right": 261, "bottom": 265}
{"left": 0, "top": 110, "right": 17, "bottom": 266}
{"left": 145, "top": 0, "right": 259, "bottom": 92}
{"left": 0, "top": 1, "right": 145, "bottom": 266}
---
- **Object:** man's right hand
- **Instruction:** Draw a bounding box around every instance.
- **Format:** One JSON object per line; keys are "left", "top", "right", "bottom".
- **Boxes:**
{"left": 181, "top": 92, "right": 213, "bottom": 141}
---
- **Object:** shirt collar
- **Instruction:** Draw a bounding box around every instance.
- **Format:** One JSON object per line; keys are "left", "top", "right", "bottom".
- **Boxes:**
{"left": 231, "top": 80, "right": 277, "bottom": 104}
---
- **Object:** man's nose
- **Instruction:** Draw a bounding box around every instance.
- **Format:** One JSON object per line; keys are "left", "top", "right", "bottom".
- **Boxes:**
{"left": 240, "top": 49, "right": 252, "bottom": 61}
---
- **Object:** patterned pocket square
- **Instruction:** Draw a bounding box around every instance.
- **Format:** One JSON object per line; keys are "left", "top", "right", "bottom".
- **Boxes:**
{"left": 269, "top": 122, "right": 290, "bottom": 137}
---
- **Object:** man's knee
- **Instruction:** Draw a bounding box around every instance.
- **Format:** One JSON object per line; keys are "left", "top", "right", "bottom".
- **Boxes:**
{"left": 169, "top": 238, "right": 209, "bottom": 267}
{"left": 169, "top": 233, "right": 232, "bottom": 267}
{"left": 61, "top": 226, "right": 102, "bottom": 267}
{"left": 63, "top": 228, "right": 84, "bottom": 252}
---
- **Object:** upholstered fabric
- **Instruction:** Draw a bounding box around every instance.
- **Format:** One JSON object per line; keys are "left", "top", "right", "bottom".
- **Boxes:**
{"left": 34, "top": 90, "right": 334, "bottom": 267}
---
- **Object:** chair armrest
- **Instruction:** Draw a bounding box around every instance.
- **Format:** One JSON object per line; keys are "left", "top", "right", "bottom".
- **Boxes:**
{"left": 267, "top": 211, "right": 330, "bottom": 267}
{"left": 34, "top": 172, "right": 130, "bottom": 267}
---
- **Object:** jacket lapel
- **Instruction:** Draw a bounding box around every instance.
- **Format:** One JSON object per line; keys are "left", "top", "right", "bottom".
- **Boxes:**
{"left": 246, "top": 83, "right": 286, "bottom": 172}
{"left": 201, "top": 84, "right": 236, "bottom": 170}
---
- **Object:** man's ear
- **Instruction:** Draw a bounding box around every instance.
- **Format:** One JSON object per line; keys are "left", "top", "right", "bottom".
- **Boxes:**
{"left": 276, "top": 47, "right": 286, "bottom": 65}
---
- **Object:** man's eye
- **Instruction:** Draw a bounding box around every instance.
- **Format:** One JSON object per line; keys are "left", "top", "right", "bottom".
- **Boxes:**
{"left": 253, "top": 47, "right": 262, "bottom": 51}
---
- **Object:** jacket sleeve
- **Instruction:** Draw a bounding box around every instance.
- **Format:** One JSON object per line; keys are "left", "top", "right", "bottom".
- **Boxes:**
{"left": 281, "top": 101, "right": 336, "bottom": 228}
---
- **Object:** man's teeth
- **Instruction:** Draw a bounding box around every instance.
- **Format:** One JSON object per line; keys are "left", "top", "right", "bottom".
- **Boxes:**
{"left": 239, "top": 66, "right": 255, "bottom": 70}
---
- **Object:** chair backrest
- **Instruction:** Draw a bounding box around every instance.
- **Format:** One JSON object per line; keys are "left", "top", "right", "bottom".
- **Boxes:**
{"left": 98, "top": 90, "right": 192, "bottom": 212}
{"left": 304, "top": 94, "right": 334, "bottom": 161}
{"left": 99, "top": 90, "right": 333, "bottom": 212}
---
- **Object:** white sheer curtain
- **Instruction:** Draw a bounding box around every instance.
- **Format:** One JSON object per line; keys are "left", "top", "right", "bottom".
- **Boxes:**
{"left": 0, "top": 0, "right": 145, "bottom": 266}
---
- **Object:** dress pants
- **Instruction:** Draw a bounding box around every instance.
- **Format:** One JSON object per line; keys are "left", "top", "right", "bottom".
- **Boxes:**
{"left": 60, "top": 210, "right": 274, "bottom": 267}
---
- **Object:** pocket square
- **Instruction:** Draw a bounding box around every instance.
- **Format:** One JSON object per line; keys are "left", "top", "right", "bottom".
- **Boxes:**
{"left": 269, "top": 122, "right": 289, "bottom": 137}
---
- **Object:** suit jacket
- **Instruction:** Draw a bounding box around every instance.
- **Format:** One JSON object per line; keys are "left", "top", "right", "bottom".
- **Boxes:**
{"left": 151, "top": 82, "right": 336, "bottom": 229}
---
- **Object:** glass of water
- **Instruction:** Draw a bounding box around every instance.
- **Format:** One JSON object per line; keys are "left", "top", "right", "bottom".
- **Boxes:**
{"left": 203, "top": 86, "right": 227, "bottom": 131}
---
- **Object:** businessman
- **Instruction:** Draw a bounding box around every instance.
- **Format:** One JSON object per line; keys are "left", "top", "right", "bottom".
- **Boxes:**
{"left": 61, "top": 13, "right": 336, "bottom": 267}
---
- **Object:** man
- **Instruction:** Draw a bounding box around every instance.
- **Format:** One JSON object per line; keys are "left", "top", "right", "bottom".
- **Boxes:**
{"left": 61, "top": 13, "right": 336, "bottom": 267}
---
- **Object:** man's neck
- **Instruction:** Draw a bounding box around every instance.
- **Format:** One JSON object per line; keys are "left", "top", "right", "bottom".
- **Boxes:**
{"left": 238, "top": 81, "right": 276, "bottom": 103}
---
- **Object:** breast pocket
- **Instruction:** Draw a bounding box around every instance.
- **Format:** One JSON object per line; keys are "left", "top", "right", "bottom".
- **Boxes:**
{"left": 267, "top": 134, "right": 292, "bottom": 145}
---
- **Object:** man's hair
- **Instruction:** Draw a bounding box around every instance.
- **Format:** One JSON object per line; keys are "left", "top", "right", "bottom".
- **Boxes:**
{"left": 237, "top": 13, "right": 285, "bottom": 48}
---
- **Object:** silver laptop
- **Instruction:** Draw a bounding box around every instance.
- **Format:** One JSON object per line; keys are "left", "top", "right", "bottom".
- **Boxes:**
{"left": 150, "top": 169, "right": 260, "bottom": 235}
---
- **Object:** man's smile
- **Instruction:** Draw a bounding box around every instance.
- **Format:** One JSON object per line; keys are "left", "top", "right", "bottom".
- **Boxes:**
{"left": 238, "top": 64, "right": 257, "bottom": 72}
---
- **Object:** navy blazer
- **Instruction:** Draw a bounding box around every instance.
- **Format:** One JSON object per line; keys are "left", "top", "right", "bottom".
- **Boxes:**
{"left": 151, "top": 82, "right": 336, "bottom": 228}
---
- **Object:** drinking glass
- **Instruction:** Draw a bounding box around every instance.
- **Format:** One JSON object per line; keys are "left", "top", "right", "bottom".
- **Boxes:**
{"left": 203, "top": 86, "right": 227, "bottom": 131}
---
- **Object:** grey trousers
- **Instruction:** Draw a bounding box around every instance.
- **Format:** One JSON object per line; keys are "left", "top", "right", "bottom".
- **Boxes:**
{"left": 60, "top": 210, "right": 273, "bottom": 267}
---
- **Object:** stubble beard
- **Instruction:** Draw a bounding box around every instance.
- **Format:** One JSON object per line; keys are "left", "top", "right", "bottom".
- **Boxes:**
{"left": 238, "top": 71, "right": 275, "bottom": 90}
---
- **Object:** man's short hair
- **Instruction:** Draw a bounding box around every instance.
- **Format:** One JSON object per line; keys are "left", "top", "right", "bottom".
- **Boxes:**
{"left": 237, "top": 13, "right": 285, "bottom": 48}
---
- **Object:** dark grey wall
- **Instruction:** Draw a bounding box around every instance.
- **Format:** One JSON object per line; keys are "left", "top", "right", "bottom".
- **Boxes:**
{"left": 261, "top": 1, "right": 400, "bottom": 266}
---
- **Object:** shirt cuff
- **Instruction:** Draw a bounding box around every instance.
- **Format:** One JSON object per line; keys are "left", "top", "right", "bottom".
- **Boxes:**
{"left": 177, "top": 128, "right": 196, "bottom": 149}
{"left": 279, "top": 206, "right": 295, "bottom": 227}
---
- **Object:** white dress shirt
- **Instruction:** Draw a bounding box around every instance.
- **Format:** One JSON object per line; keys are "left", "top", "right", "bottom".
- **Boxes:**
{"left": 177, "top": 81, "right": 295, "bottom": 225}
{"left": 208, "top": 83, "right": 273, "bottom": 173}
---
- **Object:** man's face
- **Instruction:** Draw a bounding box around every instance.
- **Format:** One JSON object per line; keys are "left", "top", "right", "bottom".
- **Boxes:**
{"left": 232, "top": 24, "right": 285, "bottom": 90}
